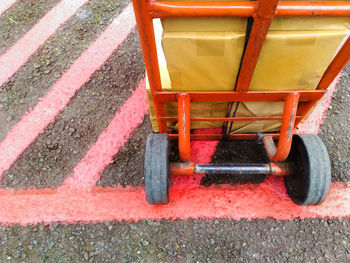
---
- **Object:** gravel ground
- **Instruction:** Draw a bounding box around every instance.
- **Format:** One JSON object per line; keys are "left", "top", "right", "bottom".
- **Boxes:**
{"left": 0, "top": 218, "right": 349, "bottom": 262}
{"left": 319, "top": 64, "right": 350, "bottom": 182}
{"left": 97, "top": 115, "right": 152, "bottom": 188}
{"left": 0, "top": 0, "right": 349, "bottom": 262}
{"left": 0, "top": 0, "right": 60, "bottom": 56}
{"left": 0, "top": 31, "right": 144, "bottom": 189}
{"left": 0, "top": 0, "right": 128, "bottom": 142}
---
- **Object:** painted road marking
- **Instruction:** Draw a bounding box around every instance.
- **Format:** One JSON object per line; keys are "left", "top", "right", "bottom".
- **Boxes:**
{"left": 0, "top": 3, "right": 136, "bottom": 177}
{"left": 0, "top": 0, "right": 348, "bottom": 225}
{"left": 1, "top": 113, "right": 349, "bottom": 225}
{"left": 0, "top": 0, "right": 17, "bottom": 16}
{"left": 64, "top": 79, "right": 148, "bottom": 188}
{"left": 0, "top": 0, "right": 89, "bottom": 86}
{"left": 0, "top": 182, "right": 348, "bottom": 225}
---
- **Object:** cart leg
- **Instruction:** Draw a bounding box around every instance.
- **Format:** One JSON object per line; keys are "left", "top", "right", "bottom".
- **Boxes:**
{"left": 263, "top": 92, "right": 300, "bottom": 162}
{"left": 132, "top": 0, "right": 168, "bottom": 133}
{"left": 177, "top": 93, "right": 191, "bottom": 161}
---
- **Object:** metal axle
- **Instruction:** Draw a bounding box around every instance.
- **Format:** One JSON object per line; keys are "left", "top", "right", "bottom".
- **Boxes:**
{"left": 170, "top": 162, "right": 292, "bottom": 176}
{"left": 194, "top": 163, "right": 271, "bottom": 175}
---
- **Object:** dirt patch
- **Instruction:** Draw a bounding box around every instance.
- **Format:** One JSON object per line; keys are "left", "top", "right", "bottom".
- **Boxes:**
{"left": 0, "top": 31, "right": 144, "bottom": 189}
{"left": 0, "top": 0, "right": 129, "bottom": 142}
{"left": 319, "top": 64, "right": 350, "bottom": 182}
{"left": 0, "top": 218, "right": 349, "bottom": 262}
{"left": 0, "top": 0, "right": 60, "bottom": 56}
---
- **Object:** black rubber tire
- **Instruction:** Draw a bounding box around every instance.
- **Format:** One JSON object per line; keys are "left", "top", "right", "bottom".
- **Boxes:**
{"left": 144, "top": 133, "right": 170, "bottom": 205}
{"left": 284, "top": 134, "right": 331, "bottom": 206}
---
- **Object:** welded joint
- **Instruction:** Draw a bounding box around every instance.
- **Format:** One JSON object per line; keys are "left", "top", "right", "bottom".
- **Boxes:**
{"left": 170, "top": 162, "right": 195, "bottom": 176}
{"left": 269, "top": 162, "right": 293, "bottom": 176}
{"left": 253, "top": 0, "right": 279, "bottom": 20}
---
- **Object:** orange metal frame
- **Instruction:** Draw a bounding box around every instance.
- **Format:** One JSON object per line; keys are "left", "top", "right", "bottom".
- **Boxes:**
{"left": 132, "top": 0, "right": 350, "bottom": 166}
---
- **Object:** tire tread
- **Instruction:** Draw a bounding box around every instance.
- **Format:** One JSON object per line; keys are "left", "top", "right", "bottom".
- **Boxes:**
{"left": 285, "top": 134, "right": 331, "bottom": 206}
{"left": 144, "top": 134, "right": 169, "bottom": 204}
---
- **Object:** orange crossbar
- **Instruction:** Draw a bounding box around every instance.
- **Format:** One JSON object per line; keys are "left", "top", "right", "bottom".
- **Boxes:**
{"left": 161, "top": 116, "right": 303, "bottom": 122}
{"left": 154, "top": 89, "right": 325, "bottom": 102}
{"left": 149, "top": 1, "right": 350, "bottom": 18}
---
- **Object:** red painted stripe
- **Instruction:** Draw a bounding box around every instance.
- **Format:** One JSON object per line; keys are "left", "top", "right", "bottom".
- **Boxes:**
{"left": 0, "top": 0, "right": 17, "bottom": 16}
{"left": 0, "top": 180, "right": 348, "bottom": 225}
{"left": 0, "top": 3, "right": 136, "bottom": 176}
{"left": 64, "top": 79, "right": 148, "bottom": 188}
{"left": 0, "top": 0, "right": 89, "bottom": 86}
{"left": 1, "top": 122, "right": 347, "bottom": 224}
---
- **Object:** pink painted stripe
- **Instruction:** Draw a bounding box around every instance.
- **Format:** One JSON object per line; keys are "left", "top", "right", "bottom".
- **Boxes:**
{"left": 0, "top": 3, "right": 136, "bottom": 176}
{"left": 0, "top": 181, "right": 349, "bottom": 225}
{"left": 0, "top": 0, "right": 17, "bottom": 16}
{"left": 0, "top": 0, "right": 89, "bottom": 86}
{"left": 64, "top": 79, "right": 148, "bottom": 188}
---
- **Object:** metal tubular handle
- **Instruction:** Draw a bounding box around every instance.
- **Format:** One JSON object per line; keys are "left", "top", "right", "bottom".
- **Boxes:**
{"left": 132, "top": 0, "right": 168, "bottom": 133}
{"left": 177, "top": 93, "right": 191, "bottom": 161}
{"left": 236, "top": 0, "right": 279, "bottom": 92}
{"left": 262, "top": 92, "right": 300, "bottom": 162}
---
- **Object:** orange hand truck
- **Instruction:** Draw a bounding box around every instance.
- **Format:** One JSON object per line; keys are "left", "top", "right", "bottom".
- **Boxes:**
{"left": 132, "top": 0, "right": 350, "bottom": 205}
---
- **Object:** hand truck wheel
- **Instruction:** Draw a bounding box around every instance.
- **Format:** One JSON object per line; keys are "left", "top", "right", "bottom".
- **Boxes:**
{"left": 285, "top": 134, "right": 331, "bottom": 206}
{"left": 144, "top": 133, "right": 170, "bottom": 205}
